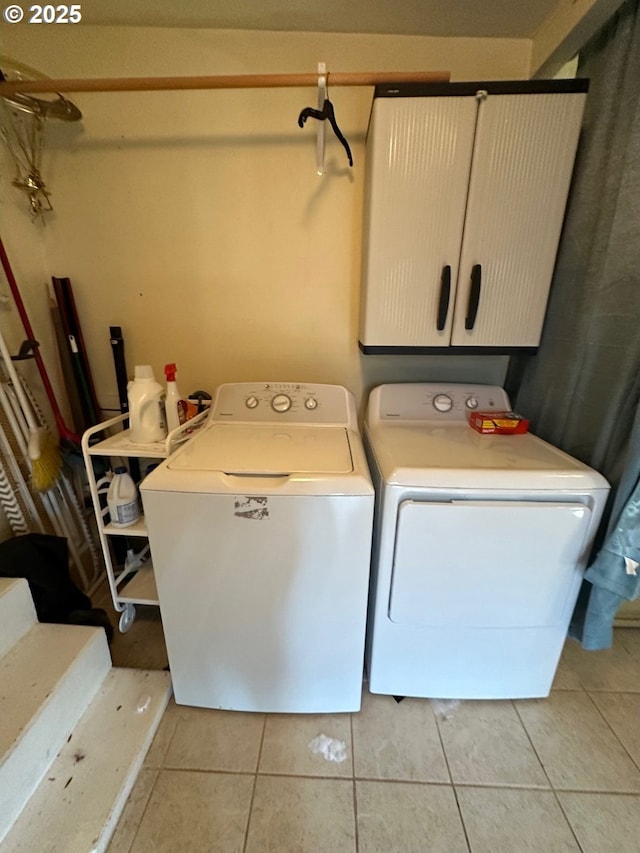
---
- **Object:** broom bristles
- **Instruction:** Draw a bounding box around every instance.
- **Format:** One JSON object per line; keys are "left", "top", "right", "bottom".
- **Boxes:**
{"left": 28, "top": 426, "right": 62, "bottom": 492}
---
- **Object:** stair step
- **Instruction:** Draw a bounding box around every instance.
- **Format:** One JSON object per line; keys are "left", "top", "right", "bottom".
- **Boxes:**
{"left": 2, "top": 668, "right": 172, "bottom": 853}
{"left": 0, "top": 623, "right": 111, "bottom": 840}
{"left": 0, "top": 578, "right": 37, "bottom": 658}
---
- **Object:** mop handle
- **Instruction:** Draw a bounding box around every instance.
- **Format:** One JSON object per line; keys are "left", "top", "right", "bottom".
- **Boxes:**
{"left": 0, "top": 323, "right": 39, "bottom": 432}
{"left": 0, "top": 236, "right": 79, "bottom": 441}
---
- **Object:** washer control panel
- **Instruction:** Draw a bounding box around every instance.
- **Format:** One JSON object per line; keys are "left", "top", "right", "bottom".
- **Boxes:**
{"left": 370, "top": 383, "right": 511, "bottom": 424}
{"left": 210, "top": 383, "right": 357, "bottom": 426}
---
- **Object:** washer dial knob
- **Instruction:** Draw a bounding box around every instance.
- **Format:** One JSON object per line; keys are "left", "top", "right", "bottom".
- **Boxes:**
{"left": 433, "top": 393, "right": 453, "bottom": 413}
{"left": 271, "top": 394, "right": 292, "bottom": 413}
{"left": 245, "top": 396, "right": 259, "bottom": 409}
{"left": 465, "top": 396, "right": 479, "bottom": 410}
{"left": 304, "top": 397, "right": 318, "bottom": 410}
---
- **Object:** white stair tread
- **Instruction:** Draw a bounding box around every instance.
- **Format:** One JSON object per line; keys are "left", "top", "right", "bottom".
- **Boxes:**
{"left": 2, "top": 668, "right": 172, "bottom": 853}
{"left": 0, "top": 578, "right": 37, "bottom": 659}
{"left": 0, "top": 623, "right": 112, "bottom": 840}
{"left": 0, "top": 623, "right": 109, "bottom": 758}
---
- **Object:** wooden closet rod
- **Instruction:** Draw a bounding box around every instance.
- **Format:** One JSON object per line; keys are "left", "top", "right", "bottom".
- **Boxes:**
{"left": 0, "top": 70, "right": 449, "bottom": 96}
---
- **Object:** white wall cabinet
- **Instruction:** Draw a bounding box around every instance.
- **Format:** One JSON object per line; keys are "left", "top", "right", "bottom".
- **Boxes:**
{"left": 359, "top": 81, "right": 588, "bottom": 353}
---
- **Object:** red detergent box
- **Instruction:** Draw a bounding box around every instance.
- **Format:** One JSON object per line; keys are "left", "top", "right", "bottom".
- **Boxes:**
{"left": 469, "top": 410, "right": 530, "bottom": 435}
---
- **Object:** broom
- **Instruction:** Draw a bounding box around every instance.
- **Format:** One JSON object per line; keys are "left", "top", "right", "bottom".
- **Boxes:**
{"left": 0, "top": 236, "right": 81, "bottom": 450}
{"left": 0, "top": 322, "right": 61, "bottom": 492}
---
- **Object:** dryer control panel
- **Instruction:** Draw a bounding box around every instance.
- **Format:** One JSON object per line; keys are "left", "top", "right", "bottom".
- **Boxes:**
{"left": 209, "top": 382, "right": 359, "bottom": 427}
{"left": 368, "top": 383, "right": 511, "bottom": 424}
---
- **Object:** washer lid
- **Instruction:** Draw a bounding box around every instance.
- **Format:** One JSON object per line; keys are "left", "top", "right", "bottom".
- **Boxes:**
{"left": 168, "top": 424, "right": 354, "bottom": 475}
{"left": 366, "top": 423, "right": 609, "bottom": 491}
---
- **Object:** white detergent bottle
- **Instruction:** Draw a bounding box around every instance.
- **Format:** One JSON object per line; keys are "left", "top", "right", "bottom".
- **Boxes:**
{"left": 127, "top": 365, "right": 167, "bottom": 443}
{"left": 107, "top": 467, "right": 140, "bottom": 527}
{"left": 164, "top": 362, "right": 185, "bottom": 433}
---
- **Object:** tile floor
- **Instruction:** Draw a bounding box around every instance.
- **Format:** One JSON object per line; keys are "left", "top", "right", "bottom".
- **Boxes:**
{"left": 98, "top": 599, "right": 640, "bottom": 853}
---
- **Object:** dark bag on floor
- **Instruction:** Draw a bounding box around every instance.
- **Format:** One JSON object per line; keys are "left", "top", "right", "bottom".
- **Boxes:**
{"left": 0, "top": 532, "right": 112, "bottom": 641}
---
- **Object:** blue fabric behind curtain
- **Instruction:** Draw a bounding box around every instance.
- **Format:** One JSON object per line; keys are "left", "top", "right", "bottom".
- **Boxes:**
{"left": 579, "top": 407, "right": 640, "bottom": 648}
{"left": 513, "top": 0, "right": 640, "bottom": 648}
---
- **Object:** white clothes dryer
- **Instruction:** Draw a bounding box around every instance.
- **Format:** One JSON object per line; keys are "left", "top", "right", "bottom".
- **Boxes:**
{"left": 141, "top": 383, "right": 373, "bottom": 713}
{"left": 364, "top": 383, "right": 610, "bottom": 700}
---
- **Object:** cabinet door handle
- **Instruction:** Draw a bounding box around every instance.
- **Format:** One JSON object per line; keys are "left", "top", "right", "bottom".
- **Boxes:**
{"left": 465, "top": 264, "right": 482, "bottom": 330}
{"left": 437, "top": 265, "right": 451, "bottom": 331}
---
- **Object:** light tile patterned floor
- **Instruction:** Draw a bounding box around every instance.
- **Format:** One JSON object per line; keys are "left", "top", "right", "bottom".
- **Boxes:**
{"left": 101, "top": 597, "right": 640, "bottom": 853}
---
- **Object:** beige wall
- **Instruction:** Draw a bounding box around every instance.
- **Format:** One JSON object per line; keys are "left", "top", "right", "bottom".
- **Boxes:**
{"left": 0, "top": 27, "right": 531, "bottom": 424}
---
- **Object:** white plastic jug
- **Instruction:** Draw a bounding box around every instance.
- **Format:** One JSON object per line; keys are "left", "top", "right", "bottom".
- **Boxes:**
{"left": 127, "top": 365, "right": 167, "bottom": 444}
{"left": 107, "top": 467, "right": 140, "bottom": 528}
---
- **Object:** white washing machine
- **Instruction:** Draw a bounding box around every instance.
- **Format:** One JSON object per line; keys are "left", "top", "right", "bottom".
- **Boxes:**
{"left": 364, "top": 383, "right": 610, "bottom": 700}
{"left": 141, "top": 383, "right": 373, "bottom": 713}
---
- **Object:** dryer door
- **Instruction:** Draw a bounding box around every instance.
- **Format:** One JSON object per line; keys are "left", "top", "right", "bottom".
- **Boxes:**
{"left": 388, "top": 500, "right": 592, "bottom": 627}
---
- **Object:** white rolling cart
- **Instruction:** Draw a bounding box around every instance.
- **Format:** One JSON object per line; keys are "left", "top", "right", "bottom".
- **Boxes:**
{"left": 82, "top": 411, "right": 208, "bottom": 632}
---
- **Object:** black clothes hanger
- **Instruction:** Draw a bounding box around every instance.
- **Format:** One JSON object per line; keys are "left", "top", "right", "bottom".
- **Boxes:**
{"left": 297, "top": 98, "right": 353, "bottom": 167}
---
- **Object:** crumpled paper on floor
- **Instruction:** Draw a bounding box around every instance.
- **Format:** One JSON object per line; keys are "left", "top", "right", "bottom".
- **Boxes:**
{"left": 430, "top": 698, "right": 461, "bottom": 720}
{"left": 308, "top": 733, "right": 348, "bottom": 762}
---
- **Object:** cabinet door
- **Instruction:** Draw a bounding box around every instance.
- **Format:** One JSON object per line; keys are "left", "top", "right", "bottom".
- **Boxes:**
{"left": 451, "top": 92, "right": 586, "bottom": 347}
{"left": 360, "top": 97, "right": 476, "bottom": 347}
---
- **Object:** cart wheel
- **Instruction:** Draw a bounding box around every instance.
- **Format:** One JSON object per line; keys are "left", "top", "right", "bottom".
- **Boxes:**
{"left": 119, "top": 604, "right": 136, "bottom": 633}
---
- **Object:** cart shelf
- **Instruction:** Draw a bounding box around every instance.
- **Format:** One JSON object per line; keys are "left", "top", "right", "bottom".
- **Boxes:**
{"left": 82, "top": 409, "right": 208, "bottom": 632}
